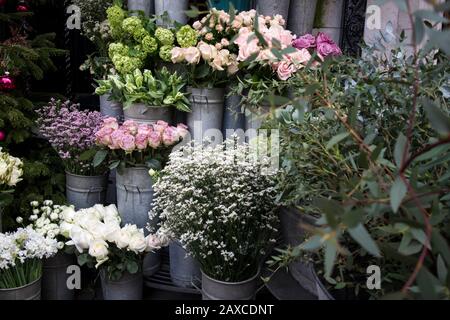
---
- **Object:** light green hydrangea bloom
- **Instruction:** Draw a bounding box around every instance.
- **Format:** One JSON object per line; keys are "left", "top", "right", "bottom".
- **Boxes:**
{"left": 106, "top": 5, "right": 126, "bottom": 38}
{"left": 108, "top": 42, "right": 128, "bottom": 59}
{"left": 159, "top": 45, "right": 173, "bottom": 62}
{"left": 155, "top": 27, "right": 175, "bottom": 46}
{"left": 122, "top": 16, "right": 143, "bottom": 35}
{"left": 112, "top": 55, "right": 143, "bottom": 75}
{"left": 134, "top": 27, "right": 149, "bottom": 42}
{"left": 176, "top": 25, "right": 198, "bottom": 48}
{"left": 141, "top": 35, "right": 158, "bottom": 54}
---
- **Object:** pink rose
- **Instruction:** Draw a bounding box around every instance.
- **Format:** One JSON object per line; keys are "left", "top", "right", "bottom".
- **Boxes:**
{"left": 148, "top": 131, "right": 161, "bottom": 149}
{"left": 102, "top": 117, "right": 119, "bottom": 130}
{"left": 122, "top": 120, "right": 139, "bottom": 135}
{"left": 119, "top": 133, "right": 136, "bottom": 153}
{"left": 292, "top": 34, "right": 316, "bottom": 50}
{"left": 162, "top": 126, "right": 180, "bottom": 146}
{"left": 95, "top": 127, "right": 114, "bottom": 146}
{"left": 176, "top": 123, "right": 189, "bottom": 139}
{"left": 266, "top": 25, "right": 293, "bottom": 48}
{"left": 277, "top": 61, "right": 295, "bottom": 81}
{"left": 316, "top": 32, "right": 342, "bottom": 57}
{"left": 110, "top": 130, "right": 125, "bottom": 150}
{"left": 137, "top": 124, "right": 153, "bottom": 136}
{"left": 153, "top": 120, "right": 169, "bottom": 134}
{"left": 288, "top": 48, "right": 312, "bottom": 67}
{"left": 135, "top": 133, "right": 148, "bottom": 150}
{"left": 171, "top": 47, "right": 185, "bottom": 63}
{"left": 184, "top": 47, "right": 201, "bottom": 64}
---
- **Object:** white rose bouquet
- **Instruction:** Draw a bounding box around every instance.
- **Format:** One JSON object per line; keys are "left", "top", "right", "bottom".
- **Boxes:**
{"left": 0, "top": 148, "right": 23, "bottom": 209}
{"left": 150, "top": 138, "right": 279, "bottom": 282}
{"left": 0, "top": 226, "right": 58, "bottom": 289}
{"left": 65, "top": 204, "right": 158, "bottom": 280}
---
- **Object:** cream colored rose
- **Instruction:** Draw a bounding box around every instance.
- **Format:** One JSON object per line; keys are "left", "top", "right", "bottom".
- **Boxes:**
{"left": 184, "top": 47, "right": 201, "bottom": 64}
{"left": 128, "top": 232, "right": 147, "bottom": 254}
{"left": 171, "top": 47, "right": 185, "bottom": 63}
{"left": 198, "top": 42, "right": 217, "bottom": 61}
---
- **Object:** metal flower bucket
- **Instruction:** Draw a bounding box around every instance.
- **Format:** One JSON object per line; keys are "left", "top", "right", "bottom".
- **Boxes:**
{"left": 154, "top": 0, "right": 189, "bottom": 26}
{"left": 41, "top": 252, "right": 76, "bottom": 300}
{"left": 201, "top": 270, "right": 260, "bottom": 300}
{"left": 101, "top": 270, "right": 143, "bottom": 300}
{"left": 169, "top": 241, "right": 201, "bottom": 288}
{"left": 128, "top": 0, "right": 154, "bottom": 16}
{"left": 65, "top": 172, "right": 108, "bottom": 210}
{"left": 0, "top": 277, "right": 42, "bottom": 300}
{"left": 123, "top": 103, "right": 172, "bottom": 125}
{"left": 99, "top": 94, "right": 123, "bottom": 121}
{"left": 187, "top": 87, "right": 225, "bottom": 144}
{"left": 222, "top": 90, "right": 245, "bottom": 138}
{"left": 287, "top": 0, "right": 318, "bottom": 36}
{"left": 256, "top": 0, "right": 290, "bottom": 22}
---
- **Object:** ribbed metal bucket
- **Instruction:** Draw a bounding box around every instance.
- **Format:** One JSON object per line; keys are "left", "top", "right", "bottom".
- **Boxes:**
{"left": 169, "top": 241, "right": 201, "bottom": 288}
{"left": 244, "top": 104, "right": 271, "bottom": 132}
{"left": 155, "top": 0, "right": 189, "bottom": 26}
{"left": 256, "top": 0, "right": 290, "bottom": 21}
{"left": 66, "top": 172, "right": 108, "bottom": 210}
{"left": 201, "top": 270, "right": 259, "bottom": 300}
{"left": 187, "top": 87, "right": 225, "bottom": 143}
{"left": 128, "top": 0, "right": 154, "bottom": 16}
{"left": 0, "top": 277, "right": 42, "bottom": 300}
{"left": 101, "top": 270, "right": 143, "bottom": 300}
{"left": 41, "top": 252, "right": 76, "bottom": 300}
{"left": 287, "top": 0, "right": 318, "bottom": 35}
{"left": 105, "top": 169, "right": 117, "bottom": 205}
{"left": 116, "top": 167, "right": 153, "bottom": 229}
{"left": 123, "top": 103, "right": 172, "bottom": 125}
{"left": 222, "top": 91, "right": 245, "bottom": 138}
{"left": 99, "top": 94, "right": 123, "bottom": 120}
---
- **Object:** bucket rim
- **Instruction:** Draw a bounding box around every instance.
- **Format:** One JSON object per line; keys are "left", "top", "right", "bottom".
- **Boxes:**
{"left": 0, "top": 275, "right": 41, "bottom": 292}
{"left": 65, "top": 171, "right": 108, "bottom": 179}
{"left": 201, "top": 268, "right": 261, "bottom": 286}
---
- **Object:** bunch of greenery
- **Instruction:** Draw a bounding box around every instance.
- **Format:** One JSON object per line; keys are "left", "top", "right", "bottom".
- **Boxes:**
{"left": 269, "top": 2, "right": 450, "bottom": 300}
{"left": 95, "top": 67, "right": 191, "bottom": 111}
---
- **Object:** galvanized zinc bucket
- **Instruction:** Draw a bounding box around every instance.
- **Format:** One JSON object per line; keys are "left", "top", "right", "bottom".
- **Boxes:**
{"left": 123, "top": 103, "right": 172, "bottom": 125}
{"left": 66, "top": 172, "right": 108, "bottom": 210}
{"left": 116, "top": 166, "right": 153, "bottom": 229}
{"left": 101, "top": 270, "right": 143, "bottom": 300}
{"left": 201, "top": 270, "right": 260, "bottom": 300}
{"left": 154, "top": 0, "right": 189, "bottom": 26}
{"left": 244, "top": 104, "right": 271, "bottom": 132}
{"left": 105, "top": 169, "right": 117, "bottom": 205}
{"left": 187, "top": 87, "right": 225, "bottom": 144}
{"left": 222, "top": 91, "right": 245, "bottom": 138}
{"left": 169, "top": 241, "right": 201, "bottom": 288}
{"left": 256, "top": 0, "right": 290, "bottom": 21}
{"left": 0, "top": 277, "right": 42, "bottom": 300}
{"left": 41, "top": 252, "right": 75, "bottom": 300}
{"left": 287, "top": 0, "right": 318, "bottom": 36}
{"left": 99, "top": 94, "right": 123, "bottom": 120}
{"left": 128, "top": 0, "right": 154, "bottom": 16}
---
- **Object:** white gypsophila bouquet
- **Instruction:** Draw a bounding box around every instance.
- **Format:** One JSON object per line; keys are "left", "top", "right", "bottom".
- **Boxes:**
{"left": 0, "top": 147, "right": 23, "bottom": 188}
{"left": 150, "top": 139, "right": 279, "bottom": 282}
{"left": 0, "top": 226, "right": 58, "bottom": 289}
{"left": 64, "top": 204, "right": 164, "bottom": 280}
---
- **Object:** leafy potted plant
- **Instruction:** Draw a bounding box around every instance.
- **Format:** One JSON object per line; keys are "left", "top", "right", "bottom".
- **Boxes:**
{"left": 96, "top": 68, "right": 191, "bottom": 124}
{"left": 24, "top": 200, "right": 77, "bottom": 300}
{"left": 0, "top": 226, "right": 58, "bottom": 300}
{"left": 0, "top": 148, "right": 23, "bottom": 232}
{"left": 150, "top": 138, "right": 279, "bottom": 299}
{"left": 65, "top": 204, "right": 164, "bottom": 300}
{"left": 36, "top": 100, "right": 107, "bottom": 210}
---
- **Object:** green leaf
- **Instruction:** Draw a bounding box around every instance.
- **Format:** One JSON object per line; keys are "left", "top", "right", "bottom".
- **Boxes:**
{"left": 109, "top": 160, "right": 120, "bottom": 170}
{"left": 126, "top": 261, "right": 139, "bottom": 274}
{"left": 300, "top": 235, "right": 323, "bottom": 251}
{"left": 394, "top": 133, "right": 408, "bottom": 168}
{"left": 417, "top": 267, "right": 439, "bottom": 300}
{"left": 79, "top": 149, "right": 97, "bottom": 161}
{"left": 77, "top": 254, "right": 88, "bottom": 266}
{"left": 390, "top": 176, "right": 407, "bottom": 213}
{"left": 324, "top": 241, "right": 337, "bottom": 278}
{"left": 326, "top": 132, "right": 350, "bottom": 150}
{"left": 348, "top": 224, "right": 381, "bottom": 257}
{"left": 437, "top": 255, "right": 447, "bottom": 284}
{"left": 422, "top": 98, "right": 450, "bottom": 135}
{"left": 93, "top": 150, "right": 108, "bottom": 168}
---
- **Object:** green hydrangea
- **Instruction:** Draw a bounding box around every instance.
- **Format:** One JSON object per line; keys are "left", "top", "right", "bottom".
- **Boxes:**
{"left": 108, "top": 42, "right": 128, "bottom": 59}
{"left": 122, "top": 16, "right": 143, "bottom": 35}
{"left": 176, "top": 25, "right": 198, "bottom": 48}
{"left": 159, "top": 45, "right": 173, "bottom": 62}
{"left": 133, "top": 45, "right": 148, "bottom": 60}
{"left": 155, "top": 27, "right": 175, "bottom": 46}
{"left": 134, "top": 27, "right": 149, "bottom": 42}
{"left": 106, "top": 5, "right": 126, "bottom": 38}
{"left": 112, "top": 55, "right": 142, "bottom": 75}
{"left": 142, "top": 35, "right": 158, "bottom": 54}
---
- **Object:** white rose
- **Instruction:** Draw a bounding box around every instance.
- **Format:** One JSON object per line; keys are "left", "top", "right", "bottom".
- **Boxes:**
{"left": 184, "top": 47, "right": 201, "bottom": 64}
{"left": 60, "top": 206, "right": 76, "bottom": 222}
{"left": 68, "top": 225, "right": 94, "bottom": 253}
{"left": 8, "top": 167, "right": 22, "bottom": 186}
{"left": 0, "top": 162, "right": 7, "bottom": 178}
{"left": 128, "top": 232, "right": 147, "bottom": 254}
{"left": 50, "top": 212, "right": 59, "bottom": 221}
{"left": 171, "top": 47, "right": 185, "bottom": 63}
{"left": 60, "top": 221, "right": 74, "bottom": 238}
{"left": 88, "top": 239, "right": 109, "bottom": 267}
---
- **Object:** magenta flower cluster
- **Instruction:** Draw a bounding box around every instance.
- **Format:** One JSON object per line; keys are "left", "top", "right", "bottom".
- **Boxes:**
{"left": 36, "top": 99, "right": 103, "bottom": 172}
{"left": 292, "top": 32, "right": 342, "bottom": 58}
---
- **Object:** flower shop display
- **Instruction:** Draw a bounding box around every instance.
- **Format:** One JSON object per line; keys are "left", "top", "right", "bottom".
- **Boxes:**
{"left": 154, "top": 0, "right": 189, "bottom": 26}
{"left": 26, "top": 200, "right": 76, "bottom": 300}
{"left": 36, "top": 100, "right": 107, "bottom": 210}
{"left": 0, "top": 148, "right": 23, "bottom": 232}
{"left": 0, "top": 226, "right": 59, "bottom": 300}
{"left": 95, "top": 68, "right": 191, "bottom": 124}
{"left": 64, "top": 204, "right": 165, "bottom": 300}
{"left": 150, "top": 139, "right": 279, "bottom": 299}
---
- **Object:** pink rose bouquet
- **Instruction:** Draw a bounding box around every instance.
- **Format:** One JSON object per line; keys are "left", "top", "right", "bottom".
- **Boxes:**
{"left": 293, "top": 32, "right": 342, "bottom": 59}
{"left": 94, "top": 118, "right": 188, "bottom": 170}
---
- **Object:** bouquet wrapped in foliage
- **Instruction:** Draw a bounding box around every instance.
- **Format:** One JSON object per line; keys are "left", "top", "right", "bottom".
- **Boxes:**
{"left": 0, "top": 226, "right": 58, "bottom": 288}
{"left": 94, "top": 118, "right": 188, "bottom": 171}
{"left": 64, "top": 204, "right": 166, "bottom": 280}
{"left": 0, "top": 148, "right": 22, "bottom": 209}
{"left": 36, "top": 100, "right": 104, "bottom": 176}
{"left": 95, "top": 68, "right": 190, "bottom": 111}
{"left": 150, "top": 139, "right": 279, "bottom": 282}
